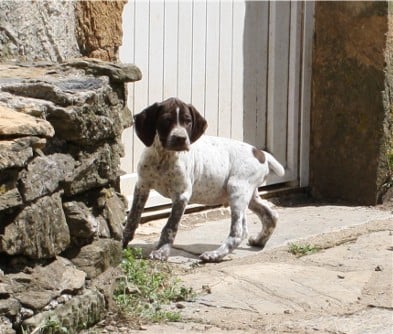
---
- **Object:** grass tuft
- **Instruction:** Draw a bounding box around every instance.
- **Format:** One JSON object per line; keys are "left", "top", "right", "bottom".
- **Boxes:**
{"left": 114, "top": 248, "right": 194, "bottom": 323}
{"left": 288, "top": 242, "right": 321, "bottom": 257}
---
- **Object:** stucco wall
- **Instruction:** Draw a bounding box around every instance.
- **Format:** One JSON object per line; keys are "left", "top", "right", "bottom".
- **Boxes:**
{"left": 311, "top": 1, "right": 390, "bottom": 205}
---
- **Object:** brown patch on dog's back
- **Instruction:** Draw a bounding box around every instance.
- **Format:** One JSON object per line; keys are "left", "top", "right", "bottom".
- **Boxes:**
{"left": 252, "top": 147, "right": 266, "bottom": 164}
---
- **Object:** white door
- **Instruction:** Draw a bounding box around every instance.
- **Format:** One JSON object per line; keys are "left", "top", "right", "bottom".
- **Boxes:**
{"left": 119, "top": 1, "right": 314, "bottom": 206}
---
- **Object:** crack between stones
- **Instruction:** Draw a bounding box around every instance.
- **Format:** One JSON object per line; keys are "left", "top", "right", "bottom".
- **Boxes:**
{"left": 196, "top": 300, "right": 257, "bottom": 313}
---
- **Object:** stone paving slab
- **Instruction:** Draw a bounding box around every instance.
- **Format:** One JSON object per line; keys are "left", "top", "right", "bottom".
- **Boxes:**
{"left": 132, "top": 204, "right": 392, "bottom": 262}
{"left": 124, "top": 204, "right": 393, "bottom": 334}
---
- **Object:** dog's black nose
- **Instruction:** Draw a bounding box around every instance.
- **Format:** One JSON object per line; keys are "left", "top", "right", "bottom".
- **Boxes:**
{"left": 171, "top": 134, "right": 187, "bottom": 144}
{"left": 166, "top": 133, "right": 190, "bottom": 151}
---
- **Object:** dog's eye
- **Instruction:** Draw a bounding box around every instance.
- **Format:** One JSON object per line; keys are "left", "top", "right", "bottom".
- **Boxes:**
{"left": 160, "top": 116, "right": 172, "bottom": 125}
{"left": 183, "top": 118, "right": 192, "bottom": 125}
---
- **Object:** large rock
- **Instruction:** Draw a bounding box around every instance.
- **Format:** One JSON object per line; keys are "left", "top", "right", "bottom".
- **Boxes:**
{"left": 0, "top": 298, "right": 21, "bottom": 321}
{"left": 0, "top": 137, "right": 44, "bottom": 170}
{"left": 66, "top": 58, "right": 142, "bottom": 83}
{"left": 19, "top": 154, "right": 75, "bottom": 202}
{"left": 32, "top": 257, "right": 86, "bottom": 296}
{"left": 22, "top": 289, "right": 106, "bottom": 334}
{"left": 0, "top": 105, "right": 54, "bottom": 138}
{"left": 63, "top": 143, "right": 122, "bottom": 196}
{"left": 63, "top": 201, "right": 98, "bottom": 246}
{"left": 71, "top": 239, "right": 122, "bottom": 279}
{"left": 0, "top": 169, "right": 21, "bottom": 211}
{"left": 0, "top": 192, "right": 70, "bottom": 259}
{"left": 0, "top": 67, "right": 135, "bottom": 146}
{"left": 101, "top": 189, "right": 126, "bottom": 241}
{"left": 10, "top": 257, "right": 86, "bottom": 311}
{"left": 0, "top": 189, "right": 22, "bottom": 211}
{"left": 0, "top": 1, "right": 80, "bottom": 62}
{"left": 0, "top": 316, "right": 15, "bottom": 334}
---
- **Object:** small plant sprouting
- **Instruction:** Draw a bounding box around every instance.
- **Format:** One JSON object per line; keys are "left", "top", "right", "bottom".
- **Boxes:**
{"left": 288, "top": 242, "right": 321, "bottom": 257}
{"left": 28, "top": 316, "right": 68, "bottom": 334}
{"left": 114, "top": 248, "right": 195, "bottom": 323}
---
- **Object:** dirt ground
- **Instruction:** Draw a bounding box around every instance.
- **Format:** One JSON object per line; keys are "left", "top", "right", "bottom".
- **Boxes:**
{"left": 83, "top": 197, "right": 393, "bottom": 334}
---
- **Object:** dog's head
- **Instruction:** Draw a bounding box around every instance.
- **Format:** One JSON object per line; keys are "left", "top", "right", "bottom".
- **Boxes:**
{"left": 134, "top": 98, "right": 208, "bottom": 151}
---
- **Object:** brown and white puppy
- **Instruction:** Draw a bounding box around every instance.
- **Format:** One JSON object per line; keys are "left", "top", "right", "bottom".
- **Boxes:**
{"left": 123, "top": 97, "right": 285, "bottom": 262}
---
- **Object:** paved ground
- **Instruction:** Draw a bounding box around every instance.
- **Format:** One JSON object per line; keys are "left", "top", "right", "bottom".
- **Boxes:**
{"left": 95, "top": 197, "right": 393, "bottom": 334}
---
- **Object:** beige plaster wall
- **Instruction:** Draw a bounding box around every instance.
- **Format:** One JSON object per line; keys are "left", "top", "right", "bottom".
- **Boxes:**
{"left": 311, "top": 1, "right": 389, "bottom": 205}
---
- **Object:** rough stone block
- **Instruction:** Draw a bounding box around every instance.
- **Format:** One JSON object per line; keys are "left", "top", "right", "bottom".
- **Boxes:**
{"left": 0, "top": 137, "right": 40, "bottom": 170}
{"left": 101, "top": 188, "right": 125, "bottom": 240}
{"left": 0, "top": 188, "right": 22, "bottom": 211}
{"left": 11, "top": 257, "right": 86, "bottom": 311}
{"left": 19, "top": 153, "right": 75, "bottom": 202}
{"left": 0, "top": 316, "right": 15, "bottom": 334}
{"left": 0, "top": 105, "right": 54, "bottom": 138}
{"left": 71, "top": 239, "right": 122, "bottom": 279}
{"left": 21, "top": 289, "right": 105, "bottom": 334}
{"left": 0, "top": 0, "right": 80, "bottom": 62}
{"left": 0, "top": 169, "right": 22, "bottom": 210}
{"left": 1, "top": 76, "right": 130, "bottom": 145}
{"left": 33, "top": 257, "right": 86, "bottom": 295}
{"left": 63, "top": 143, "right": 121, "bottom": 196}
{"left": 0, "top": 192, "right": 70, "bottom": 259}
{"left": 63, "top": 201, "right": 98, "bottom": 246}
{"left": 66, "top": 59, "right": 142, "bottom": 83}
{"left": 14, "top": 290, "right": 56, "bottom": 311}
{"left": 97, "top": 216, "right": 111, "bottom": 238}
{"left": 0, "top": 298, "right": 20, "bottom": 319}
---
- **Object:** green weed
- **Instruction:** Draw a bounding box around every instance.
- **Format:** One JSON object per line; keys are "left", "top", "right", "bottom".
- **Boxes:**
{"left": 288, "top": 242, "right": 321, "bottom": 257}
{"left": 25, "top": 316, "right": 68, "bottom": 334}
{"left": 114, "top": 248, "right": 194, "bottom": 323}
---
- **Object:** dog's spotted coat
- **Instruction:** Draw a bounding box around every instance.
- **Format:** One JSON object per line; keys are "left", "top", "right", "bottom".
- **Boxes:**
{"left": 123, "top": 97, "right": 285, "bottom": 262}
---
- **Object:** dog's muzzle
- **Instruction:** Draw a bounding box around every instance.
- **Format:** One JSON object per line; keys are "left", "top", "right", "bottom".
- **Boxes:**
{"left": 165, "top": 127, "right": 190, "bottom": 151}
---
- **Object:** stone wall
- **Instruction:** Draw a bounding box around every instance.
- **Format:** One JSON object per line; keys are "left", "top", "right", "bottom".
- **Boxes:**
{"left": 0, "top": 60, "right": 141, "bottom": 333}
{"left": 0, "top": 1, "right": 140, "bottom": 332}
{"left": 310, "top": 1, "right": 391, "bottom": 205}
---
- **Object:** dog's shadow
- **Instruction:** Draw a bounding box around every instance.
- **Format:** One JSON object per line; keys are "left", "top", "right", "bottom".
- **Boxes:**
{"left": 130, "top": 242, "right": 262, "bottom": 261}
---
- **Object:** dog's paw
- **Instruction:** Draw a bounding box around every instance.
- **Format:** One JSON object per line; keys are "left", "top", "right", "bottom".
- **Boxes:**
{"left": 199, "top": 250, "right": 224, "bottom": 263}
{"left": 248, "top": 236, "right": 266, "bottom": 249}
{"left": 149, "top": 246, "right": 170, "bottom": 261}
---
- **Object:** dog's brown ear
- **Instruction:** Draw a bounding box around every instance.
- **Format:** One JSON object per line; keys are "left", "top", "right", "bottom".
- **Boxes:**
{"left": 188, "top": 104, "right": 207, "bottom": 143}
{"left": 134, "top": 103, "right": 160, "bottom": 147}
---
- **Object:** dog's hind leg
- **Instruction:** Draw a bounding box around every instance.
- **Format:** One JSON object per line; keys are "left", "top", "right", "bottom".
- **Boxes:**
{"left": 248, "top": 190, "right": 278, "bottom": 248}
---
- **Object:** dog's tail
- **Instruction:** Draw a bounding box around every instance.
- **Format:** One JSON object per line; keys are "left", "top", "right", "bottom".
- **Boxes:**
{"left": 265, "top": 152, "right": 285, "bottom": 177}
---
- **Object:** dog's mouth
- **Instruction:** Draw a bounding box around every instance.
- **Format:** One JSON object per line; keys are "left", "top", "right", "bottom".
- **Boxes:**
{"left": 159, "top": 136, "right": 190, "bottom": 151}
{"left": 159, "top": 127, "right": 191, "bottom": 152}
{"left": 166, "top": 146, "right": 190, "bottom": 152}
{"left": 163, "top": 141, "right": 190, "bottom": 152}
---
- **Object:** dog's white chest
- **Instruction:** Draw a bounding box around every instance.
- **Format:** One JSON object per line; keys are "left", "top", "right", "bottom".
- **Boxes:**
{"left": 138, "top": 150, "right": 189, "bottom": 199}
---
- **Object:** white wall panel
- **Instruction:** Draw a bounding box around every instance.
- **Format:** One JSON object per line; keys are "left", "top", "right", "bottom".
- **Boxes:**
{"left": 119, "top": 0, "right": 314, "bottom": 204}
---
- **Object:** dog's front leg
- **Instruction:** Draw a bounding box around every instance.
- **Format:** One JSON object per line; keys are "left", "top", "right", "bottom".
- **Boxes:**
{"left": 122, "top": 183, "right": 150, "bottom": 248}
{"left": 200, "top": 182, "right": 250, "bottom": 262}
{"left": 149, "top": 196, "right": 188, "bottom": 261}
